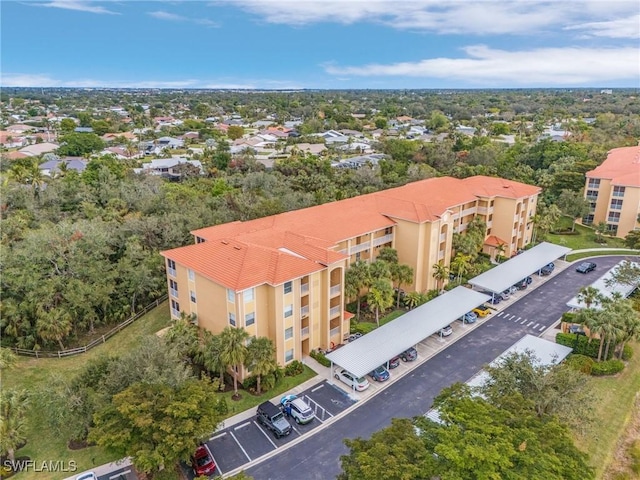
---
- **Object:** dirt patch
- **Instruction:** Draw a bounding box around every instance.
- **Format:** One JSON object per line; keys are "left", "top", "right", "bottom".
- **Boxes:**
{"left": 68, "top": 439, "right": 93, "bottom": 450}
{"left": 602, "top": 393, "right": 640, "bottom": 480}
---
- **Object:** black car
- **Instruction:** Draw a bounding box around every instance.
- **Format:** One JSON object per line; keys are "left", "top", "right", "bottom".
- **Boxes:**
{"left": 399, "top": 347, "right": 418, "bottom": 362}
{"left": 257, "top": 401, "right": 292, "bottom": 438}
{"left": 514, "top": 279, "right": 528, "bottom": 290}
{"left": 539, "top": 262, "right": 555, "bottom": 276}
{"left": 576, "top": 262, "right": 596, "bottom": 274}
{"left": 388, "top": 356, "right": 401, "bottom": 369}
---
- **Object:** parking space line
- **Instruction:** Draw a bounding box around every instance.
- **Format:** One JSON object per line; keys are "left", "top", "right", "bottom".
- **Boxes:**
{"left": 209, "top": 451, "right": 223, "bottom": 476}
{"left": 254, "top": 420, "right": 278, "bottom": 449}
{"left": 509, "top": 315, "right": 517, "bottom": 320}
{"left": 527, "top": 322, "right": 534, "bottom": 327}
{"left": 291, "top": 424, "right": 301, "bottom": 435}
{"left": 516, "top": 317, "right": 521, "bottom": 322}
{"left": 229, "top": 431, "right": 251, "bottom": 461}
{"left": 311, "top": 384, "right": 324, "bottom": 393}
{"left": 110, "top": 471, "right": 131, "bottom": 479}
{"left": 520, "top": 318, "right": 528, "bottom": 324}
{"left": 234, "top": 421, "right": 251, "bottom": 431}
{"left": 303, "top": 395, "right": 333, "bottom": 422}
{"left": 538, "top": 325, "right": 546, "bottom": 331}
{"left": 210, "top": 432, "right": 226, "bottom": 441}
{"left": 496, "top": 312, "right": 504, "bottom": 317}
{"left": 533, "top": 323, "right": 539, "bottom": 329}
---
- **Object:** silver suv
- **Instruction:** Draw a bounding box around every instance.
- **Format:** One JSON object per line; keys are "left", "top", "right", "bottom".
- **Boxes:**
{"left": 280, "top": 395, "right": 315, "bottom": 424}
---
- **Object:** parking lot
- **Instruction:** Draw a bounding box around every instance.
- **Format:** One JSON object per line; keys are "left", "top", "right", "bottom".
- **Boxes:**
{"left": 188, "top": 380, "right": 355, "bottom": 477}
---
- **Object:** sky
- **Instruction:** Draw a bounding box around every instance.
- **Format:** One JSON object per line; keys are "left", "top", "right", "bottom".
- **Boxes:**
{"left": 1, "top": 0, "right": 639, "bottom": 89}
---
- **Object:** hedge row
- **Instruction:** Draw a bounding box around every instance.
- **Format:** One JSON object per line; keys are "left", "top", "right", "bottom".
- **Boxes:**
{"left": 556, "top": 332, "right": 612, "bottom": 360}
{"left": 591, "top": 359, "right": 625, "bottom": 376}
{"left": 310, "top": 349, "right": 331, "bottom": 367}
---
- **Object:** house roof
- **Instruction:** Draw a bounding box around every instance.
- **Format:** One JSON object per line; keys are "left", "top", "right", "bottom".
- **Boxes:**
{"left": 171, "top": 175, "right": 540, "bottom": 290}
{"left": 586, "top": 146, "right": 640, "bottom": 187}
{"left": 18, "top": 142, "right": 59, "bottom": 156}
{"left": 484, "top": 235, "right": 508, "bottom": 247}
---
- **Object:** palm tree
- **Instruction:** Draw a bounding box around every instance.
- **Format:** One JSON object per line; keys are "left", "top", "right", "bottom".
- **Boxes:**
{"left": 368, "top": 279, "right": 394, "bottom": 326}
{"left": 494, "top": 242, "right": 507, "bottom": 263}
{"left": 432, "top": 263, "right": 450, "bottom": 291}
{"left": 246, "top": 337, "right": 277, "bottom": 395}
{"left": 219, "top": 326, "right": 250, "bottom": 399}
{"left": 0, "top": 348, "right": 17, "bottom": 371}
{"left": 601, "top": 298, "right": 637, "bottom": 360}
{"left": 345, "top": 262, "right": 369, "bottom": 319}
{"left": 451, "top": 253, "right": 472, "bottom": 285}
{"left": 0, "top": 389, "right": 29, "bottom": 462}
{"left": 576, "top": 286, "right": 603, "bottom": 309}
{"left": 35, "top": 308, "right": 72, "bottom": 350}
{"left": 391, "top": 264, "right": 414, "bottom": 309}
{"left": 615, "top": 303, "right": 640, "bottom": 359}
{"left": 578, "top": 308, "right": 607, "bottom": 361}
{"left": 200, "top": 331, "right": 226, "bottom": 390}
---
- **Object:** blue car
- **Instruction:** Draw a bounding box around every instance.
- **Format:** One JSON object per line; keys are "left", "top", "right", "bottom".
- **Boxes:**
{"left": 462, "top": 312, "right": 478, "bottom": 323}
{"left": 369, "top": 365, "right": 390, "bottom": 382}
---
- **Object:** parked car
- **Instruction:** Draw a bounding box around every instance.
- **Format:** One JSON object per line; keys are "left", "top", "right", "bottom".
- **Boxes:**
{"left": 369, "top": 365, "right": 391, "bottom": 382}
{"left": 334, "top": 368, "right": 370, "bottom": 391}
{"left": 75, "top": 473, "right": 97, "bottom": 480}
{"left": 507, "top": 285, "right": 518, "bottom": 294}
{"left": 257, "top": 400, "right": 292, "bottom": 438}
{"left": 462, "top": 311, "right": 478, "bottom": 323}
{"left": 576, "top": 262, "right": 596, "bottom": 274}
{"left": 399, "top": 347, "right": 418, "bottom": 362}
{"left": 539, "top": 262, "right": 555, "bottom": 275}
{"left": 347, "top": 332, "right": 363, "bottom": 342}
{"left": 486, "top": 294, "right": 502, "bottom": 305}
{"left": 190, "top": 443, "right": 216, "bottom": 477}
{"left": 500, "top": 289, "right": 511, "bottom": 299}
{"left": 280, "top": 395, "right": 315, "bottom": 424}
{"left": 514, "top": 278, "right": 528, "bottom": 290}
{"left": 525, "top": 276, "right": 533, "bottom": 284}
{"left": 388, "top": 356, "right": 401, "bottom": 369}
{"left": 472, "top": 305, "right": 492, "bottom": 317}
{"left": 438, "top": 324, "right": 453, "bottom": 337}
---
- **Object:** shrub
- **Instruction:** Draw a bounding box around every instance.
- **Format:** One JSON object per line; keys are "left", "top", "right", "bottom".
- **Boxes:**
{"left": 310, "top": 349, "right": 331, "bottom": 367}
{"left": 565, "top": 354, "right": 594, "bottom": 374}
{"left": 556, "top": 332, "right": 611, "bottom": 359}
{"left": 590, "top": 359, "right": 625, "bottom": 376}
{"left": 622, "top": 344, "right": 634, "bottom": 361}
{"left": 351, "top": 322, "right": 377, "bottom": 335}
{"left": 284, "top": 360, "right": 304, "bottom": 377}
{"left": 562, "top": 312, "right": 577, "bottom": 323}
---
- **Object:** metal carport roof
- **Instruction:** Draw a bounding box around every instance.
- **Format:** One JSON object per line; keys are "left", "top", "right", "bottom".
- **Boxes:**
{"left": 325, "top": 286, "right": 490, "bottom": 379}
{"left": 468, "top": 242, "right": 571, "bottom": 294}
{"left": 566, "top": 261, "right": 639, "bottom": 310}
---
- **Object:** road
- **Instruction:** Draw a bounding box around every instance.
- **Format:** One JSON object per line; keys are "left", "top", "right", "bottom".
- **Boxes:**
{"left": 245, "top": 256, "right": 626, "bottom": 480}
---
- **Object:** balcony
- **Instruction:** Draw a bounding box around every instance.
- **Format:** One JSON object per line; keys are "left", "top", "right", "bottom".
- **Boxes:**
{"left": 301, "top": 283, "right": 309, "bottom": 295}
{"left": 337, "top": 248, "right": 348, "bottom": 255}
{"left": 330, "top": 326, "right": 341, "bottom": 338}
{"left": 350, "top": 241, "right": 371, "bottom": 254}
{"left": 168, "top": 267, "right": 176, "bottom": 277}
{"left": 438, "top": 250, "right": 445, "bottom": 261}
{"left": 330, "top": 284, "right": 341, "bottom": 297}
{"left": 301, "top": 326, "right": 309, "bottom": 338}
{"left": 373, "top": 234, "right": 393, "bottom": 247}
{"left": 439, "top": 233, "right": 446, "bottom": 243}
{"left": 462, "top": 207, "right": 476, "bottom": 217}
{"left": 170, "top": 288, "right": 178, "bottom": 298}
{"left": 300, "top": 305, "right": 309, "bottom": 317}
{"left": 477, "top": 206, "right": 489, "bottom": 215}
{"left": 329, "top": 305, "right": 341, "bottom": 318}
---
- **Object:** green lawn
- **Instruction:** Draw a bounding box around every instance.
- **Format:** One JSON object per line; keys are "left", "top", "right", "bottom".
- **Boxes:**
{"left": 580, "top": 342, "right": 640, "bottom": 479}
{"left": 546, "top": 217, "right": 626, "bottom": 251}
{"left": 4, "top": 302, "right": 317, "bottom": 480}
{"left": 566, "top": 250, "right": 639, "bottom": 262}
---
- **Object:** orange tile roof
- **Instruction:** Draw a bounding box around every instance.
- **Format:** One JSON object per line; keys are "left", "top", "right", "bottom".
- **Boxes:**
{"left": 586, "top": 146, "right": 640, "bottom": 187}
{"left": 171, "top": 175, "right": 539, "bottom": 289}
{"left": 161, "top": 238, "right": 325, "bottom": 291}
{"left": 484, "top": 235, "right": 508, "bottom": 247}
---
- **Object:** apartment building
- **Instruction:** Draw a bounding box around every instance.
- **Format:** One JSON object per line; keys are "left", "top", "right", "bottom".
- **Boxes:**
{"left": 583, "top": 146, "right": 640, "bottom": 238}
{"left": 161, "top": 175, "right": 540, "bottom": 370}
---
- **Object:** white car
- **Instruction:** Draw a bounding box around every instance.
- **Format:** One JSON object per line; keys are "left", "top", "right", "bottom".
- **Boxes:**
{"left": 76, "top": 473, "right": 97, "bottom": 480}
{"left": 334, "top": 368, "right": 370, "bottom": 391}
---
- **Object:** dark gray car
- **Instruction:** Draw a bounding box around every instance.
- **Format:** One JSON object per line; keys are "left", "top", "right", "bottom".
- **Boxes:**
{"left": 257, "top": 401, "right": 292, "bottom": 438}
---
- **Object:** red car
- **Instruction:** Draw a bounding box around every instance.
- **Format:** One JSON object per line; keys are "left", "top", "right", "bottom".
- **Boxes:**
{"left": 191, "top": 443, "right": 216, "bottom": 476}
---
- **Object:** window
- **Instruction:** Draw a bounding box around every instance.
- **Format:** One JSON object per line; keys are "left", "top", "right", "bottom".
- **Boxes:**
{"left": 613, "top": 186, "right": 626, "bottom": 197}
{"left": 384, "top": 227, "right": 393, "bottom": 235}
{"left": 488, "top": 214, "right": 493, "bottom": 222}
{"left": 285, "top": 349, "right": 294, "bottom": 363}
{"left": 608, "top": 211, "right": 621, "bottom": 223}
{"left": 610, "top": 199, "right": 623, "bottom": 210}
{"left": 229, "top": 312, "right": 236, "bottom": 326}
{"left": 284, "top": 304, "right": 293, "bottom": 318}
{"left": 245, "top": 312, "right": 255, "bottom": 326}
{"left": 607, "top": 224, "right": 618, "bottom": 235}
{"left": 244, "top": 288, "right": 254, "bottom": 303}
{"left": 196, "top": 236, "right": 205, "bottom": 244}
{"left": 227, "top": 289, "right": 235, "bottom": 303}
{"left": 589, "top": 201, "right": 596, "bottom": 212}
{"left": 169, "top": 279, "right": 178, "bottom": 298}
{"left": 586, "top": 189, "right": 598, "bottom": 200}
{"left": 355, "top": 252, "right": 361, "bottom": 261}
{"left": 490, "top": 200, "right": 495, "bottom": 207}
{"left": 284, "top": 281, "right": 292, "bottom": 294}
{"left": 188, "top": 269, "right": 195, "bottom": 281}
{"left": 170, "top": 299, "right": 180, "bottom": 317}
{"left": 587, "top": 178, "right": 600, "bottom": 188}
{"left": 285, "top": 327, "right": 293, "bottom": 340}
{"left": 167, "top": 259, "right": 176, "bottom": 276}
{"left": 190, "top": 290, "right": 196, "bottom": 303}
{"left": 582, "top": 214, "right": 594, "bottom": 225}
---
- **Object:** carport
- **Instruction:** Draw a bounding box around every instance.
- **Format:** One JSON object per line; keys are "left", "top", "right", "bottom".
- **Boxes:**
{"left": 325, "top": 286, "right": 491, "bottom": 393}
{"left": 468, "top": 242, "right": 571, "bottom": 297}
{"left": 566, "top": 261, "right": 639, "bottom": 310}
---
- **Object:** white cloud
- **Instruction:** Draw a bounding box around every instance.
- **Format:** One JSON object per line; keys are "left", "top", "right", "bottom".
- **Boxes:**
{"left": 566, "top": 14, "right": 640, "bottom": 39}
{"left": 203, "top": 83, "right": 257, "bottom": 89}
{"left": 33, "top": 0, "right": 119, "bottom": 15}
{"left": 323, "top": 45, "right": 640, "bottom": 85}
{"left": 0, "top": 74, "right": 201, "bottom": 89}
{"left": 219, "top": 0, "right": 639, "bottom": 36}
{"left": 148, "top": 10, "right": 219, "bottom": 27}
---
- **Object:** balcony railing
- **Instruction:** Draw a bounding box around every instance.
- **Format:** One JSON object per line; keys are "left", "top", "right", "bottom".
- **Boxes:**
{"left": 462, "top": 207, "right": 476, "bottom": 217}
{"left": 477, "top": 206, "right": 489, "bottom": 215}
{"left": 438, "top": 250, "right": 445, "bottom": 260}
{"left": 301, "top": 326, "right": 309, "bottom": 338}
{"left": 301, "top": 283, "right": 309, "bottom": 295}
{"left": 168, "top": 267, "right": 177, "bottom": 277}
{"left": 170, "top": 288, "right": 178, "bottom": 298}
{"left": 171, "top": 308, "right": 180, "bottom": 317}
{"left": 300, "top": 305, "right": 309, "bottom": 317}
{"left": 439, "top": 233, "right": 446, "bottom": 243}
{"left": 330, "top": 327, "right": 341, "bottom": 338}
{"left": 350, "top": 241, "right": 371, "bottom": 254}
{"left": 372, "top": 234, "right": 393, "bottom": 247}
{"left": 329, "top": 305, "right": 341, "bottom": 318}
{"left": 330, "top": 284, "right": 341, "bottom": 297}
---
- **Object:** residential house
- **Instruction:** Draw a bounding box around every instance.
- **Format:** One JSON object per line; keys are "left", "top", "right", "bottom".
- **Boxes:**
{"left": 582, "top": 145, "right": 640, "bottom": 238}
{"left": 18, "top": 142, "right": 59, "bottom": 157}
{"left": 161, "top": 175, "right": 539, "bottom": 373}
{"left": 135, "top": 157, "right": 203, "bottom": 179}
{"left": 157, "top": 136, "right": 184, "bottom": 149}
{"left": 286, "top": 143, "right": 327, "bottom": 156}
{"left": 39, "top": 157, "right": 88, "bottom": 176}
{"left": 6, "top": 124, "right": 34, "bottom": 134}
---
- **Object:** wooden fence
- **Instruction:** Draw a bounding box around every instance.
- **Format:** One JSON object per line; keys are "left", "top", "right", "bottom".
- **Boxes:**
{"left": 10, "top": 295, "right": 168, "bottom": 359}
